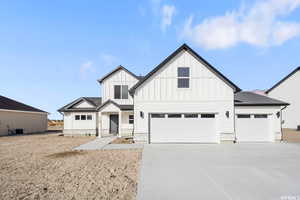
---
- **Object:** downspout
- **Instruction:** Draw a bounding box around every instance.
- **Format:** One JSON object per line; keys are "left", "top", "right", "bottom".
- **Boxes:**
{"left": 280, "top": 105, "right": 288, "bottom": 142}
{"left": 233, "top": 105, "right": 237, "bottom": 144}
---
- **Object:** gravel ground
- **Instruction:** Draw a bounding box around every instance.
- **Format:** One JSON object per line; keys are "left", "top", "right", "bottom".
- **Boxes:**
{"left": 282, "top": 128, "right": 300, "bottom": 142}
{"left": 0, "top": 133, "right": 142, "bottom": 200}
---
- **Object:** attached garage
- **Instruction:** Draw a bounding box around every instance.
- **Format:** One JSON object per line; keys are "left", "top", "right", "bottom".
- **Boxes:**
{"left": 234, "top": 92, "right": 290, "bottom": 142}
{"left": 149, "top": 113, "right": 218, "bottom": 143}
{"left": 235, "top": 114, "right": 272, "bottom": 142}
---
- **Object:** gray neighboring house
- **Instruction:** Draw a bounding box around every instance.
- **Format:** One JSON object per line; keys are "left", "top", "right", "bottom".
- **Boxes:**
{"left": 0, "top": 95, "right": 48, "bottom": 136}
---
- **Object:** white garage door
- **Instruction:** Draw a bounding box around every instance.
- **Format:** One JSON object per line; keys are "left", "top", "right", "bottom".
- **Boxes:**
{"left": 150, "top": 113, "right": 218, "bottom": 143}
{"left": 236, "top": 114, "right": 272, "bottom": 142}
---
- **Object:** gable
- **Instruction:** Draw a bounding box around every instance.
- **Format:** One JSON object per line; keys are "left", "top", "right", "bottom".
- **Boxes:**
{"left": 267, "top": 67, "right": 300, "bottom": 94}
{"left": 72, "top": 100, "right": 95, "bottom": 108}
{"left": 130, "top": 44, "right": 240, "bottom": 94}
{"left": 98, "top": 101, "right": 120, "bottom": 112}
{"left": 134, "top": 49, "right": 235, "bottom": 102}
{"left": 98, "top": 66, "right": 140, "bottom": 84}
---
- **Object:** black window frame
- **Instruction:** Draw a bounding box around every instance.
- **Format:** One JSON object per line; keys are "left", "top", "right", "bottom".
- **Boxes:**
{"left": 254, "top": 114, "right": 268, "bottom": 118}
{"left": 151, "top": 114, "right": 165, "bottom": 118}
{"left": 237, "top": 114, "right": 251, "bottom": 118}
{"left": 177, "top": 67, "right": 190, "bottom": 88}
{"left": 114, "top": 85, "right": 128, "bottom": 99}
{"left": 184, "top": 114, "right": 198, "bottom": 118}
{"left": 201, "top": 114, "right": 215, "bottom": 118}
{"left": 87, "top": 115, "right": 92, "bottom": 120}
{"left": 168, "top": 114, "right": 182, "bottom": 118}
{"left": 75, "top": 115, "right": 80, "bottom": 120}
{"left": 81, "top": 115, "right": 86, "bottom": 120}
{"left": 114, "top": 85, "right": 121, "bottom": 99}
{"left": 129, "top": 115, "right": 134, "bottom": 124}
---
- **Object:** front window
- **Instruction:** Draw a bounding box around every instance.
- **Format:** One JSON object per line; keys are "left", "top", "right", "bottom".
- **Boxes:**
{"left": 81, "top": 115, "right": 86, "bottom": 120}
{"left": 87, "top": 115, "right": 92, "bottom": 120}
{"left": 114, "top": 85, "right": 128, "bottom": 99}
{"left": 129, "top": 115, "right": 134, "bottom": 124}
{"left": 177, "top": 67, "right": 190, "bottom": 88}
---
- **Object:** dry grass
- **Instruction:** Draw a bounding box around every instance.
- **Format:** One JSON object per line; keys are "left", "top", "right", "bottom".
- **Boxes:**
{"left": 282, "top": 128, "right": 300, "bottom": 143}
{"left": 111, "top": 137, "right": 135, "bottom": 144}
{"left": 0, "top": 133, "right": 142, "bottom": 200}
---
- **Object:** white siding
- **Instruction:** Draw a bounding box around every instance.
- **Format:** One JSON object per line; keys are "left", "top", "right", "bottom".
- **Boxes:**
{"left": 134, "top": 50, "right": 235, "bottom": 142}
{"left": 0, "top": 110, "right": 48, "bottom": 136}
{"left": 235, "top": 106, "right": 283, "bottom": 141}
{"left": 101, "top": 69, "right": 139, "bottom": 105}
{"left": 73, "top": 101, "right": 94, "bottom": 108}
{"left": 267, "top": 70, "right": 300, "bottom": 129}
{"left": 63, "top": 112, "right": 97, "bottom": 135}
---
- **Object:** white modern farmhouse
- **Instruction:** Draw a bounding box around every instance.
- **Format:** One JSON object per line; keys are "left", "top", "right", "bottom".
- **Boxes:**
{"left": 59, "top": 44, "right": 289, "bottom": 143}
{"left": 266, "top": 67, "right": 300, "bottom": 129}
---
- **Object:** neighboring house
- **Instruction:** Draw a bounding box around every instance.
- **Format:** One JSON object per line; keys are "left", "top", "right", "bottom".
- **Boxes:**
{"left": 0, "top": 95, "right": 48, "bottom": 136}
{"left": 266, "top": 67, "right": 300, "bottom": 129}
{"left": 59, "top": 44, "right": 289, "bottom": 143}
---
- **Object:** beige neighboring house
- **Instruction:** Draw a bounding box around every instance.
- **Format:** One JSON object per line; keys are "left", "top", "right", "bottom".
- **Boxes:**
{"left": 266, "top": 67, "right": 300, "bottom": 129}
{"left": 0, "top": 95, "right": 48, "bottom": 136}
{"left": 59, "top": 44, "right": 289, "bottom": 143}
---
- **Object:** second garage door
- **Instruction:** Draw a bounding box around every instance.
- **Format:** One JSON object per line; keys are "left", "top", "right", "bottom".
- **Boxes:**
{"left": 150, "top": 113, "right": 218, "bottom": 143}
{"left": 235, "top": 114, "right": 272, "bottom": 142}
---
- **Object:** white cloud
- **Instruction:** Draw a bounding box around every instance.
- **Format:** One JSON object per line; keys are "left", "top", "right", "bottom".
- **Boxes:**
{"left": 161, "top": 5, "right": 176, "bottom": 32}
{"left": 181, "top": 0, "right": 300, "bottom": 49}
{"left": 79, "top": 61, "right": 94, "bottom": 80}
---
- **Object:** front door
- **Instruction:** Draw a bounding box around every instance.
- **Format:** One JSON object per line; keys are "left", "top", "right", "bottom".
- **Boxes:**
{"left": 109, "top": 114, "right": 119, "bottom": 134}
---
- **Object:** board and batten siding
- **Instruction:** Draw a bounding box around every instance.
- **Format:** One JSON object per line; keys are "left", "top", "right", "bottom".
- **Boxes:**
{"left": 133, "top": 50, "right": 235, "bottom": 142}
{"left": 101, "top": 69, "right": 139, "bottom": 105}
{"left": 267, "top": 70, "right": 300, "bottom": 129}
{"left": 63, "top": 112, "right": 98, "bottom": 135}
{"left": 0, "top": 110, "right": 47, "bottom": 136}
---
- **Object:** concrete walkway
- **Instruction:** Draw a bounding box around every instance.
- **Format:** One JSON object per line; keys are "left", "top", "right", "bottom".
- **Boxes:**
{"left": 103, "top": 143, "right": 144, "bottom": 150}
{"left": 73, "top": 136, "right": 116, "bottom": 150}
{"left": 137, "top": 143, "right": 300, "bottom": 200}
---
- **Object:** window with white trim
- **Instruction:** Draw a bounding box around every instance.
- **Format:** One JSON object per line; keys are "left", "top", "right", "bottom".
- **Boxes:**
{"left": 177, "top": 67, "right": 190, "bottom": 88}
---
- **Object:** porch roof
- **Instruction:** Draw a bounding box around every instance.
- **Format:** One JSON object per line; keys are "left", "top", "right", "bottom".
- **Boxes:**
{"left": 97, "top": 100, "right": 133, "bottom": 111}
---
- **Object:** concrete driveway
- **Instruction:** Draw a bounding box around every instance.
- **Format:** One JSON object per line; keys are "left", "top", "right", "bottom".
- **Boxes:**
{"left": 137, "top": 143, "right": 300, "bottom": 200}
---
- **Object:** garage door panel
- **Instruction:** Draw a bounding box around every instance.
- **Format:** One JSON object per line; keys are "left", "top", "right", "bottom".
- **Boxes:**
{"left": 150, "top": 113, "right": 218, "bottom": 143}
{"left": 236, "top": 115, "right": 272, "bottom": 142}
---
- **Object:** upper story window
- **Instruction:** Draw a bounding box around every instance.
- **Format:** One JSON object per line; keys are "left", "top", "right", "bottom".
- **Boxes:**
{"left": 177, "top": 67, "right": 190, "bottom": 88}
{"left": 114, "top": 85, "right": 128, "bottom": 99}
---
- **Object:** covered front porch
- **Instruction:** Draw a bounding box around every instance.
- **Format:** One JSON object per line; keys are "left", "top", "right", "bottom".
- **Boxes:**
{"left": 98, "top": 100, "right": 134, "bottom": 138}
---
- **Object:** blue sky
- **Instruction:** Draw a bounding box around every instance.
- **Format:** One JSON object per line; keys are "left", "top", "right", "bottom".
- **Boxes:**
{"left": 0, "top": 0, "right": 300, "bottom": 119}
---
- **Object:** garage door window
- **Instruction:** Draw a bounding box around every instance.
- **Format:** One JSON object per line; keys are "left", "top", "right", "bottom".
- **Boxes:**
{"left": 75, "top": 115, "right": 80, "bottom": 120}
{"left": 151, "top": 114, "right": 165, "bottom": 118}
{"left": 184, "top": 114, "right": 198, "bottom": 118}
{"left": 87, "top": 115, "right": 92, "bottom": 120}
{"left": 201, "top": 114, "right": 215, "bottom": 118}
{"left": 168, "top": 114, "right": 182, "bottom": 118}
{"left": 237, "top": 114, "right": 251, "bottom": 118}
{"left": 81, "top": 115, "right": 86, "bottom": 120}
{"left": 254, "top": 114, "right": 268, "bottom": 118}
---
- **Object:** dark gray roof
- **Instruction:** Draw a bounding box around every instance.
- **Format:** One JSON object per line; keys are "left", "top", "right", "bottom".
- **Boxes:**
{"left": 97, "top": 65, "right": 140, "bottom": 83}
{"left": 234, "top": 92, "right": 289, "bottom": 106}
{"left": 58, "top": 97, "right": 102, "bottom": 112}
{"left": 266, "top": 66, "right": 300, "bottom": 94}
{"left": 130, "top": 44, "right": 241, "bottom": 95}
{"left": 0, "top": 95, "right": 47, "bottom": 113}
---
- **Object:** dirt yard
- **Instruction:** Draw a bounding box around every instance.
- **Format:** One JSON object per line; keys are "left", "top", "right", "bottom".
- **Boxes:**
{"left": 282, "top": 128, "right": 300, "bottom": 142}
{"left": 0, "top": 133, "right": 142, "bottom": 200}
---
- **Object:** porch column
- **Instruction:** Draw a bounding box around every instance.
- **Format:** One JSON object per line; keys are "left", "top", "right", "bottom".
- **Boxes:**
{"left": 118, "top": 111, "right": 122, "bottom": 137}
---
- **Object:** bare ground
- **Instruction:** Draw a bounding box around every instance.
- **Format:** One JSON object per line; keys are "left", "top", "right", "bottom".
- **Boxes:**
{"left": 0, "top": 133, "right": 142, "bottom": 200}
{"left": 282, "top": 128, "right": 300, "bottom": 142}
